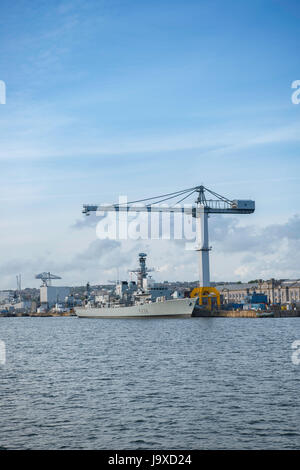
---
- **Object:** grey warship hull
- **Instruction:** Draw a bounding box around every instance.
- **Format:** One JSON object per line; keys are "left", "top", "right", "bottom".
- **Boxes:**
{"left": 76, "top": 298, "right": 196, "bottom": 318}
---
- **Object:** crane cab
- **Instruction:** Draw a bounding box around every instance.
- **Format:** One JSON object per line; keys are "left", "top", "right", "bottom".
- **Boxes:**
{"left": 231, "top": 200, "right": 255, "bottom": 211}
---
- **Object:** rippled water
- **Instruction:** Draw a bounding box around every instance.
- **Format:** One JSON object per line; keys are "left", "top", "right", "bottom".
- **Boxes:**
{"left": 0, "top": 317, "right": 299, "bottom": 449}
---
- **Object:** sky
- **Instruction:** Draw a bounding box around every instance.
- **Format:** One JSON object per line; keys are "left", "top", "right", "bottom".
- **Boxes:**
{"left": 0, "top": 0, "right": 300, "bottom": 289}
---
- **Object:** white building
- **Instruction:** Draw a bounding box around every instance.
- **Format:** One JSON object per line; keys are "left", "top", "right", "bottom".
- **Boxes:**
{"left": 0, "top": 291, "right": 13, "bottom": 303}
{"left": 40, "top": 286, "right": 70, "bottom": 308}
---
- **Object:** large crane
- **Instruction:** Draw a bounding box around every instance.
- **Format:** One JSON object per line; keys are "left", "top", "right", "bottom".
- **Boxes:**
{"left": 35, "top": 272, "right": 62, "bottom": 287}
{"left": 82, "top": 185, "right": 255, "bottom": 308}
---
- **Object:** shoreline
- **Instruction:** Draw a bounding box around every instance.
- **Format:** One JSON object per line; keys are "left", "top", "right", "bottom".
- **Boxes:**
{"left": 1, "top": 310, "right": 300, "bottom": 318}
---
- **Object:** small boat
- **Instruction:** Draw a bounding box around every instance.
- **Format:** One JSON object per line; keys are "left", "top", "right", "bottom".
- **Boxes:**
{"left": 256, "top": 311, "right": 274, "bottom": 318}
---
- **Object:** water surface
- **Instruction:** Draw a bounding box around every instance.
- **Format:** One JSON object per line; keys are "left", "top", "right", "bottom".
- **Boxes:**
{"left": 0, "top": 317, "right": 299, "bottom": 449}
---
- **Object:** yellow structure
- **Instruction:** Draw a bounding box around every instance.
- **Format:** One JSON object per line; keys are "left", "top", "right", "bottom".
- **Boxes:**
{"left": 190, "top": 286, "right": 221, "bottom": 310}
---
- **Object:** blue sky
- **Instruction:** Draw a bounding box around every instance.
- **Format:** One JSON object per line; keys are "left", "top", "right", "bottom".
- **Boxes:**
{"left": 0, "top": 0, "right": 300, "bottom": 288}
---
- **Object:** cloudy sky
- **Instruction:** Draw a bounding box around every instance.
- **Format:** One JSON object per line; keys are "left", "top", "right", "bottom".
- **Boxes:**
{"left": 0, "top": 0, "right": 300, "bottom": 289}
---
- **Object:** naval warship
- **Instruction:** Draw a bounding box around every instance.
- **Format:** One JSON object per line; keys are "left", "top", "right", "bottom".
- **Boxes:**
{"left": 75, "top": 253, "right": 196, "bottom": 318}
